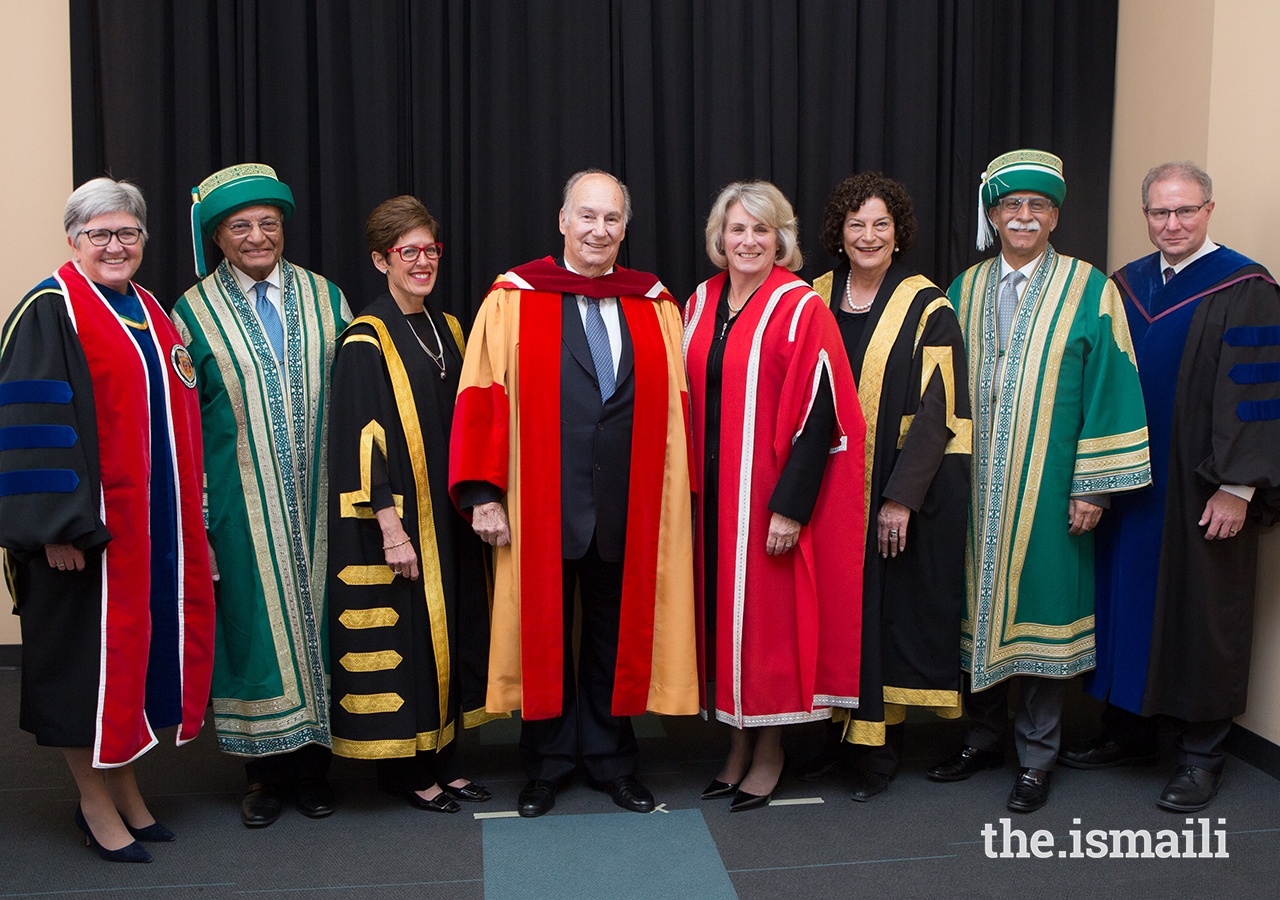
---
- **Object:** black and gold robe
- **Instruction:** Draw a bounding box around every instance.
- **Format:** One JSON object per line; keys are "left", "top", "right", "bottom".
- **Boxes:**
{"left": 816, "top": 262, "right": 972, "bottom": 745}
{"left": 327, "top": 293, "right": 495, "bottom": 760}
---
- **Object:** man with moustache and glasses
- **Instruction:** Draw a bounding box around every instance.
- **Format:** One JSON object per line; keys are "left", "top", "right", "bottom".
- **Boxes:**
{"left": 929, "top": 150, "right": 1151, "bottom": 813}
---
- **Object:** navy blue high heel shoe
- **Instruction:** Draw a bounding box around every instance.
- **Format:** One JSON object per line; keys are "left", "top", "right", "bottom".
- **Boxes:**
{"left": 74, "top": 807, "right": 152, "bottom": 863}
{"left": 126, "top": 820, "right": 176, "bottom": 842}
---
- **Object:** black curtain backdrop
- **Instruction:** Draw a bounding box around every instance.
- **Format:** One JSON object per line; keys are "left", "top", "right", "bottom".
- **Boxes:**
{"left": 69, "top": 0, "right": 1118, "bottom": 319}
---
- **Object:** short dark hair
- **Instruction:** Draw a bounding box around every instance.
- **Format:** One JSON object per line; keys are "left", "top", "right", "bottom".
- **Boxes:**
{"left": 818, "top": 172, "right": 917, "bottom": 258}
{"left": 366, "top": 195, "right": 441, "bottom": 259}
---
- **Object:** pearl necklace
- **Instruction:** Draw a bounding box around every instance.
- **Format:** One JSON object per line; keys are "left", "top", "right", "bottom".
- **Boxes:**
{"left": 843, "top": 270, "right": 873, "bottom": 313}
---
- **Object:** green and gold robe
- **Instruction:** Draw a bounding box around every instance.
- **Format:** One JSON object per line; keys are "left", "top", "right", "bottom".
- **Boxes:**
{"left": 949, "top": 246, "right": 1150, "bottom": 691}
{"left": 172, "top": 259, "right": 350, "bottom": 755}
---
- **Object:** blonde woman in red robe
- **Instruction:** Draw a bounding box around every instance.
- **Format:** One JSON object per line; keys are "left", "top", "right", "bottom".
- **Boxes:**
{"left": 683, "top": 181, "right": 865, "bottom": 811}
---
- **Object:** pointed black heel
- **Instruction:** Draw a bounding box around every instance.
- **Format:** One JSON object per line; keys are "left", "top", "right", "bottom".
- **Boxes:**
{"left": 74, "top": 806, "right": 152, "bottom": 863}
{"left": 126, "top": 820, "right": 176, "bottom": 842}
{"left": 728, "top": 787, "right": 772, "bottom": 812}
{"left": 700, "top": 778, "right": 739, "bottom": 800}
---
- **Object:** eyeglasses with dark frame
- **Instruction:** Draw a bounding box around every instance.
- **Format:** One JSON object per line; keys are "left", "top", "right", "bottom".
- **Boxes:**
{"left": 386, "top": 243, "right": 444, "bottom": 263}
{"left": 1143, "top": 202, "right": 1209, "bottom": 224}
{"left": 222, "top": 217, "right": 282, "bottom": 237}
{"left": 79, "top": 227, "right": 144, "bottom": 246}
{"left": 997, "top": 196, "right": 1055, "bottom": 214}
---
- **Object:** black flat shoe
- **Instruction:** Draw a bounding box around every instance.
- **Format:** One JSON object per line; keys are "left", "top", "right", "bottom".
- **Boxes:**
{"left": 74, "top": 807, "right": 152, "bottom": 863}
{"left": 728, "top": 788, "right": 771, "bottom": 812}
{"left": 295, "top": 779, "right": 336, "bottom": 818}
{"left": 441, "top": 781, "right": 492, "bottom": 803}
{"left": 701, "top": 778, "right": 738, "bottom": 800}
{"left": 1157, "top": 765, "right": 1223, "bottom": 812}
{"left": 126, "top": 820, "right": 176, "bottom": 842}
{"left": 589, "top": 775, "right": 656, "bottom": 813}
{"left": 1007, "top": 767, "right": 1052, "bottom": 813}
{"left": 517, "top": 779, "right": 559, "bottom": 818}
{"left": 849, "top": 770, "right": 892, "bottom": 803}
{"left": 1059, "top": 737, "right": 1159, "bottom": 770}
{"left": 927, "top": 745, "right": 1005, "bottom": 782}
{"left": 406, "top": 790, "right": 461, "bottom": 813}
{"left": 241, "top": 783, "right": 284, "bottom": 828}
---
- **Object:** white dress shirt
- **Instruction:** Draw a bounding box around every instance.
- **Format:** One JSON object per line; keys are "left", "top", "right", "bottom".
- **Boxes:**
{"left": 565, "top": 260, "right": 621, "bottom": 376}
{"left": 229, "top": 262, "right": 284, "bottom": 318}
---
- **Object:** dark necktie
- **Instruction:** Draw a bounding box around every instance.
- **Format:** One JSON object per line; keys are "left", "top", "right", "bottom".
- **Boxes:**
{"left": 584, "top": 296, "right": 615, "bottom": 402}
{"left": 255, "top": 280, "right": 284, "bottom": 363}
{"left": 1163, "top": 266, "right": 1175, "bottom": 285}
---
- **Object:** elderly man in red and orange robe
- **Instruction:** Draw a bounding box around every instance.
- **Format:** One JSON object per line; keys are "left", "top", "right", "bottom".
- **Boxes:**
{"left": 449, "top": 169, "right": 698, "bottom": 818}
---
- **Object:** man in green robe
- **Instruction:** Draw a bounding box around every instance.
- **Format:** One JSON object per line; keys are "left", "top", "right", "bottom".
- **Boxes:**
{"left": 172, "top": 164, "right": 351, "bottom": 827}
{"left": 927, "top": 150, "right": 1151, "bottom": 813}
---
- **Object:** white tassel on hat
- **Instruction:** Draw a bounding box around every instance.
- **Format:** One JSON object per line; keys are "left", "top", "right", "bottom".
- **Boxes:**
{"left": 976, "top": 171, "right": 995, "bottom": 251}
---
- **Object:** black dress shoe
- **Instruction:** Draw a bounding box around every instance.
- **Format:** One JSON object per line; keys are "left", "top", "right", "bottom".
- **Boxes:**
{"left": 406, "top": 790, "right": 461, "bottom": 813}
{"left": 295, "top": 779, "right": 335, "bottom": 818}
{"left": 1007, "top": 767, "right": 1052, "bottom": 813}
{"left": 590, "top": 775, "right": 656, "bottom": 813}
{"left": 928, "top": 746, "right": 1005, "bottom": 782}
{"left": 701, "top": 778, "right": 738, "bottom": 800}
{"left": 1157, "top": 765, "right": 1223, "bottom": 812}
{"left": 441, "top": 781, "right": 492, "bottom": 803}
{"left": 849, "top": 770, "right": 892, "bottom": 802}
{"left": 241, "top": 784, "right": 285, "bottom": 827}
{"left": 1059, "top": 737, "right": 1159, "bottom": 770}
{"left": 728, "top": 787, "right": 771, "bottom": 812}
{"left": 518, "top": 779, "right": 558, "bottom": 818}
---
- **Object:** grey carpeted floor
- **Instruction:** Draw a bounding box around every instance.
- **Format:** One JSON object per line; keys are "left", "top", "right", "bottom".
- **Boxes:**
{"left": 1, "top": 666, "right": 1277, "bottom": 899}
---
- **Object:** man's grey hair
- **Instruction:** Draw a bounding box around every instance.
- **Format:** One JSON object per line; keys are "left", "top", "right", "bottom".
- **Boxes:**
{"left": 562, "top": 169, "right": 633, "bottom": 225}
{"left": 1142, "top": 161, "right": 1213, "bottom": 207}
{"left": 64, "top": 177, "right": 149, "bottom": 243}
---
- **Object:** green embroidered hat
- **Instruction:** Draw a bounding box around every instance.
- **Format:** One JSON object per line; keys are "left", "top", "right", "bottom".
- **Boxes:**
{"left": 189, "top": 163, "right": 295, "bottom": 277}
{"left": 975, "top": 149, "right": 1065, "bottom": 251}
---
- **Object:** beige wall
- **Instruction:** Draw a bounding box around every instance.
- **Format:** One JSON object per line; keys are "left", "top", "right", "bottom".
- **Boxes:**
{"left": 0, "top": 2, "right": 73, "bottom": 645}
{"left": 1110, "top": 0, "right": 1280, "bottom": 744}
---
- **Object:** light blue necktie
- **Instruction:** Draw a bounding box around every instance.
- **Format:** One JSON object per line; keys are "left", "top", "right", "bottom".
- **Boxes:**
{"left": 997, "top": 271, "right": 1025, "bottom": 354}
{"left": 584, "top": 296, "right": 616, "bottom": 402}
{"left": 254, "top": 280, "right": 284, "bottom": 363}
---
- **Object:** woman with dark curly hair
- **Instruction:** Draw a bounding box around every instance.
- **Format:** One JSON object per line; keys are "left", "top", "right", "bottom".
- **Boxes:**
{"left": 802, "top": 172, "right": 973, "bottom": 802}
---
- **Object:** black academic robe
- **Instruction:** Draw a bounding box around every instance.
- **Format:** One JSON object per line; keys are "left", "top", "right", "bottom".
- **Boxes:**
{"left": 1100, "top": 250, "right": 1280, "bottom": 722}
{"left": 327, "top": 293, "right": 493, "bottom": 759}
{"left": 816, "top": 261, "right": 972, "bottom": 744}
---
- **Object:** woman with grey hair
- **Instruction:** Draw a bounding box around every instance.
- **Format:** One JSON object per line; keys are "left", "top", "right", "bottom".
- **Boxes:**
{"left": 0, "top": 178, "right": 215, "bottom": 862}
{"left": 682, "top": 181, "right": 865, "bottom": 811}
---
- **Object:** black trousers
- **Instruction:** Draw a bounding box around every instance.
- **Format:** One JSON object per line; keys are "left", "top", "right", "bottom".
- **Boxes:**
{"left": 1100, "top": 702, "right": 1231, "bottom": 772}
{"left": 244, "top": 743, "right": 332, "bottom": 787}
{"left": 519, "top": 537, "right": 638, "bottom": 784}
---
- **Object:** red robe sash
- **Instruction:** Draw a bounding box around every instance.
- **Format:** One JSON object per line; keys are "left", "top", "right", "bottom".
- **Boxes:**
{"left": 54, "top": 262, "right": 214, "bottom": 766}
{"left": 450, "top": 260, "right": 690, "bottom": 719}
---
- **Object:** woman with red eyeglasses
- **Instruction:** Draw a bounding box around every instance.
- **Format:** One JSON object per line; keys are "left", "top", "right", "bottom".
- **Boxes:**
{"left": 326, "top": 196, "right": 495, "bottom": 813}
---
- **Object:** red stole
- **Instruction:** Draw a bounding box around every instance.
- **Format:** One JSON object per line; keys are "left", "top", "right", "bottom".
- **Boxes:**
{"left": 54, "top": 262, "right": 214, "bottom": 766}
